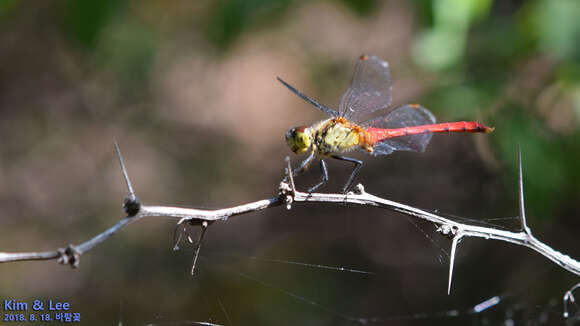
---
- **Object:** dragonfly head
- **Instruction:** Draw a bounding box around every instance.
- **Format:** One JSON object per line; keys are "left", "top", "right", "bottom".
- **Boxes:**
{"left": 285, "top": 126, "right": 312, "bottom": 154}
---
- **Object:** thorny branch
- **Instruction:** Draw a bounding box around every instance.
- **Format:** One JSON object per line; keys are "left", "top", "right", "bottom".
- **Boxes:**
{"left": 0, "top": 144, "right": 579, "bottom": 317}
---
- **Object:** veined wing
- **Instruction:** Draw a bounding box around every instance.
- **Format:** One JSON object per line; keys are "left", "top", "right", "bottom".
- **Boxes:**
{"left": 361, "top": 104, "right": 436, "bottom": 156}
{"left": 277, "top": 77, "right": 339, "bottom": 117}
{"left": 339, "top": 55, "right": 393, "bottom": 122}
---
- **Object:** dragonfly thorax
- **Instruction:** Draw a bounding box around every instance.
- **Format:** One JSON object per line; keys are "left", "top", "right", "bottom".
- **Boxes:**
{"left": 285, "top": 126, "right": 313, "bottom": 154}
{"left": 311, "top": 118, "right": 369, "bottom": 156}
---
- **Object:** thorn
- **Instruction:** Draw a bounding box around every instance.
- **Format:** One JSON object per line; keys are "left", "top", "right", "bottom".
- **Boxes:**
{"left": 191, "top": 221, "right": 209, "bottom": 275}
{"left": 517, "top": 145, "right": 531, "bottom": 235}
{"left": 448, "top": 233, "right": 462, "bottom": 295}
{"left": 114, "top": 142, "right": 135, "bottom": 198}
{"left": 114, "top": 142, "right": 141, "bottom": 217}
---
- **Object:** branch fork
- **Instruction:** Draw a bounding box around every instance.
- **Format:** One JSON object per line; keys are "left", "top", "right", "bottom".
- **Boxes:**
{"left": 57, "top": 245, "right": 80, "bottom": 268}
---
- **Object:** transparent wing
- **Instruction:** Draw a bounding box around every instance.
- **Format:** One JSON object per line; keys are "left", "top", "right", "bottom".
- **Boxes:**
{"left": 277, "top": 77, "right": 339, "bottom": 117}
{"left": 338, "top": 55, "right": 393, "bottom": 122}
{"left": 361, "top": 104, "right": 436, "bottom": 156}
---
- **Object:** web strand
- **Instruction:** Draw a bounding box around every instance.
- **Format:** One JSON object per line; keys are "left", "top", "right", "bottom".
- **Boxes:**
{"left": 236, "top": 272, "right": 368, "bottom": 324}
{"left": 206, "top": 251, "right": 374, "bottom": 275}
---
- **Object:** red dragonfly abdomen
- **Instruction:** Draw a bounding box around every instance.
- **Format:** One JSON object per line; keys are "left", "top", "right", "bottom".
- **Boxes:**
{"left": 366, "top": 121, "right": 494, "bottom": 145}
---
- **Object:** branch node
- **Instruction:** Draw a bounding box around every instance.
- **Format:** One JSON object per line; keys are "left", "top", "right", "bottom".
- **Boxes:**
{"left": 278, "top": 181, "right": 294, "bottom": 210}
{"left": 279, "top": 181, "right": 292, "bottom": 194}
{"left": 123, "top": 196, "right": 141, "bottom": 217}
{"left": 353, "top": 183, "right": 365, "bottom": 195}
{"left": 57, "top": 245, "right": 80, "bottom": 268}
{"left": 437, "top": 224, "right": 458, "bottom": 239}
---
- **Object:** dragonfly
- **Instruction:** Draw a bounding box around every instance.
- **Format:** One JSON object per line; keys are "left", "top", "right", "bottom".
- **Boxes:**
{"left": 279, "top": 54, "right": 494, "bottom": 193}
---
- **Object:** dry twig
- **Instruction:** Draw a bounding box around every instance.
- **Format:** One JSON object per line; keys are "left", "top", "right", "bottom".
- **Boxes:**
{"left": 0, "top": 144, "right": 578, "bottom": 316}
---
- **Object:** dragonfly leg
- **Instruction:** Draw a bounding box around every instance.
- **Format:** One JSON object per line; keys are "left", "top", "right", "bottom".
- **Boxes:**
{"left": 308, "top": 159, "right": 328, "bottom": 193}
{"left": 292, "top": 151, "right": 316, "bottom": 177}
{"left": 331, "top": 155, "right": 362, "bottom": 193}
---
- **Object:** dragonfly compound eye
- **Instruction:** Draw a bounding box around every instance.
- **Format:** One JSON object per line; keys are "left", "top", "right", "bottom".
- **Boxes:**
{"left": 285, "top": 126, "right": 311, "bottom": 154}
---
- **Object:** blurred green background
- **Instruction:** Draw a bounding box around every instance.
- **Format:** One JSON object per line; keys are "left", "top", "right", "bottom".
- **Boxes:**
{"left": 1, "top": 0, "right": 579, "bottom": 325}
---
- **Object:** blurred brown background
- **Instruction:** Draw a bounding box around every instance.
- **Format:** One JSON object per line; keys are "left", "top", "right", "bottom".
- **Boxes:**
{"left": 1, "top": 0, "right": 580, "bottom": 325}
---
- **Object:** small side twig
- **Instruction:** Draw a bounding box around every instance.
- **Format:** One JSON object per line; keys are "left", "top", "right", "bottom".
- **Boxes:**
{"left": 191, "top": 221, "right": 209, "bottom": 275}
{"left": 564, "top": 283, "right": 580, "bottom": 318}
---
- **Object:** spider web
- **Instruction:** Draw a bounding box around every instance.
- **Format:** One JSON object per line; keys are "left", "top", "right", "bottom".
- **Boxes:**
{"left": 128, "top": 212, "right": 568, "bottom": 326}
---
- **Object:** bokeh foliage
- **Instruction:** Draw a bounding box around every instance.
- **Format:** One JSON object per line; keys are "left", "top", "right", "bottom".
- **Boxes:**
{"left": 412, "top": 0, "right": 580, "bottom": 217}
{"left": 39, "top": 0, "right": 579, "bottom": 217}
